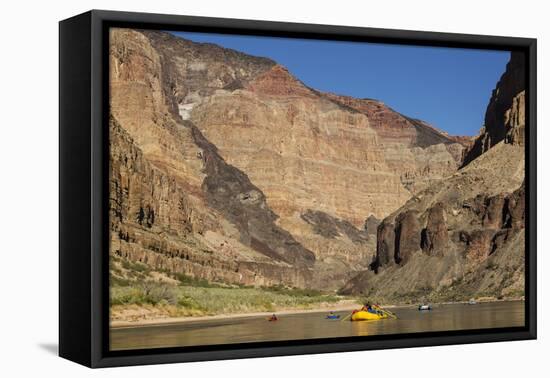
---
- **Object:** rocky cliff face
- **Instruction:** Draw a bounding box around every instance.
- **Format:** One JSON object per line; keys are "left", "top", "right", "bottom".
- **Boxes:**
{"left": 110, "top": 116, "right": 314, "bottom": 287}
{"left": 341, "top": 169, "right": 525, "bottom": 301}
{"left": 420, "top": 202, "right": 449, "bottom": 257}
{"left": 190, "top": 65, "right": 407, "bottom": 226}
{"left": 109, "top": 29, "right": 315, "bottom": 288}
{"left": 109, "top": 28, "right": 524, "bottom": 296}
{"left": 342, "top": 52, "right": 526, "bottom": 301}
{"left": 462, "top": 52, "right": 526, "bottom": 166}
{"left": 323, "top": 93, "right": 470, "bottom": 194}
{"left": 109, "top": 29, "right": 376, "bottom": 289}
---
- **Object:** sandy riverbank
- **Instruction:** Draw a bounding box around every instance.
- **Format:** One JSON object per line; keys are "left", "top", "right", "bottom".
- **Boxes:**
{"left": 111, "top": 299, "right": 361, "bottom": 328}
{"left": 110, "top": 297, "right": 524, "bottom": 329}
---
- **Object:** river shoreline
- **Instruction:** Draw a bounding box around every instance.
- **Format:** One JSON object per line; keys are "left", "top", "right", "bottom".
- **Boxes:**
{"left": 111, "top": 298, "right": 524, "bottom": 329}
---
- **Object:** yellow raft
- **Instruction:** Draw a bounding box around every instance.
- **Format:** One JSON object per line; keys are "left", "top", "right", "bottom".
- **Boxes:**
{"left": 350, "top": 310, "right": 390, "bottom": 321}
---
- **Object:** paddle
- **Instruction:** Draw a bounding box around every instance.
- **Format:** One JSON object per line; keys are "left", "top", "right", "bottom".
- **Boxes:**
{"left": 341, "top": 313, "right": 352, "bottom": 322}
{"left": 373, "top": 304, "right": 397, "bottom": 319}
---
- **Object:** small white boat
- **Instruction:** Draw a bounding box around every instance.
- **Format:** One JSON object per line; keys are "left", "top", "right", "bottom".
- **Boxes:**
{"left": 468, "top": 299, "right": 478, "bottom": 305}
{"left": 418, "top": 304, "right": 432, "bottom": 311}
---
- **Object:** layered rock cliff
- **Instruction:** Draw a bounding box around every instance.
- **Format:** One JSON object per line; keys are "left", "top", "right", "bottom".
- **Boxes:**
{"left": 109, "top": 29, "right": 315, "bottom": 289}
{"left": 109, "top": 29, "right": 375, "bottom": 289}
{"left": 342, "top": 52, "right": 526, "bottom": 301}
{"left": 110, "top": 115, "right": 315, "bottom": 287}
{"left": 322, "top": 93, "right": 470, "bottom": 194}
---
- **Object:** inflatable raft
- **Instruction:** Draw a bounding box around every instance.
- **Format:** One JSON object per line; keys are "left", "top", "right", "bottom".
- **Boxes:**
{"left": 350, "top": 310, "right": 389, "bottom": 321}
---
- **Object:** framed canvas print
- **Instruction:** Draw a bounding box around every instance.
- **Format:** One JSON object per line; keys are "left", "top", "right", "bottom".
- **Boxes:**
{"left": 59, "top": 10, "right": 536, "bottom": 368}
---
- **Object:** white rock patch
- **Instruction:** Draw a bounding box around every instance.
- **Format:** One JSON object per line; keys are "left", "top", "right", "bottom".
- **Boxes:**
{"left": 178, "top": 103, "right": 196, "bottom": 120}
{"left": 188, "top": 62, "right": 206, "bottom": 71}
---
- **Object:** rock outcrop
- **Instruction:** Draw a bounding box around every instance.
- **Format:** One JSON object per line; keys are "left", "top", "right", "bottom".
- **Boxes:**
{"left": 505, "top": 91, "right": 526, "bottom": 146}
{"left": 374, "top": 221, "right": 395, "bottom": 269}
{"left": 421, "top": 203, "right": 449, "bottom": 257}
{"left": 462, "top": 52, "right": 526, "bottom": 166}
{"left": 341, "top": 172, "right": 526, "bottom": 301}
{"left": 394, "top": 210, "right": 421, "bottom": 265}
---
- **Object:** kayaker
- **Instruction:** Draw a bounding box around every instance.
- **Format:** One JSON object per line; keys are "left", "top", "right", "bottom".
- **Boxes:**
{"left": 269, "top": 314, "right": 278, "bottom": 321}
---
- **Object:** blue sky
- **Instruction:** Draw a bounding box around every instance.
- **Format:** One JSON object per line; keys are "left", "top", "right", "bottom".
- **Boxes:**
{"left": 171, "top": 31, "right": 510, "bottom": 137}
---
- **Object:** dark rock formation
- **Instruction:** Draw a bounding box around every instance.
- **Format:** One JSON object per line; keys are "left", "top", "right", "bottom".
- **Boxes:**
{"left": 482, "top": 193, "right": 507, "bottom": 229}
{"left": 394, "top": 210, "right": 421, "bottom": 264}
{"left": 492, "top": 229, "right": 513, "bottom": 253}
{"left": 301, "top": 210, "right": 369, "bottom": 244}
{"left": 460, "top": 183, "right": 526, "bottom": 263}
{"left": 462, "top": 229, "right": 497, "bottom": 262}
{"left": 504, "top": 181, "right": 526, "bottom": 229}
{"left": 374, "top": 221, "right": 395, "bottom": 269}
{"left": 421, "top": 203, "right": 449, "bottom": 256}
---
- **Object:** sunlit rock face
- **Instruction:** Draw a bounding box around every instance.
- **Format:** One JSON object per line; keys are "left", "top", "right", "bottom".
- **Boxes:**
{"left": 108, "top": 29, "right": 522, "bottom": 296}
{"left": 109, "top": 29, "right": 315, "bottom": 289}
{"left": 322, "top": 93, "right": 470, "bottom": 195}
{"left": 191, "top": 64, "right": 467, "bottom": 227}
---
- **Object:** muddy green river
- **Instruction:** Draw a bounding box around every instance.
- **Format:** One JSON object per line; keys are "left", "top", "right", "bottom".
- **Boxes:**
{"left": 110, "top": 300, "right": 524, "bottom": 351}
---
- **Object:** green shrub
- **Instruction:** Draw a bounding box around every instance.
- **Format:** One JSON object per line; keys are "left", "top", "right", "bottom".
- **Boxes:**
{"left": 121, "top": 259, "right": 151, "bottom": 274}
{"left": 172, "top": 272, "right": 220, "bottom": 288}
{"left": 262, "top": 285, "right": 325, "bottom": 297}
{"left": 110, "top": 275, "right": 131, "bottom": 287}
{"left": 111, "top": 283, "right": 177, "bottom": 306}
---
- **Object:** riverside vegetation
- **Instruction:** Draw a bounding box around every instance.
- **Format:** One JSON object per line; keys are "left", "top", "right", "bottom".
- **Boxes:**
{"left": 110, "top": 257, "right": 346, "bottom": 322}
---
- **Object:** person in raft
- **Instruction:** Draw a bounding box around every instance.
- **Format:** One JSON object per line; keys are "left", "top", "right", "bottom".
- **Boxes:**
{"left": 269, "top": 314, "right": 278, "bottom": 321}
{"left": 361, "top": 302, "right": 376, "bottom": 313}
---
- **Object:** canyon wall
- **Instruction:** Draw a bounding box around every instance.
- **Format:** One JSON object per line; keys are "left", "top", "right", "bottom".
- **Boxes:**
{"left": 109, "top": 29, "right": 315, "bottom": 288}
{"left": 342, "top": 52, "right": 526, "bottom": 301}
{"left": 109, "top": 28, "right": 524, "bottom": 298}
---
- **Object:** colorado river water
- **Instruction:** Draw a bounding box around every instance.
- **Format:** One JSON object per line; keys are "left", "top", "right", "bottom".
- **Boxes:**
{"left": 110, "top": 300, "right": 524, "bottom": 351}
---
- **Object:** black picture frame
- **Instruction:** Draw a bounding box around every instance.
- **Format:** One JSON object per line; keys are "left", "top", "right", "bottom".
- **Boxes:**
{"left": 59, "top": 9, "right": 537, "bottom": 368}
